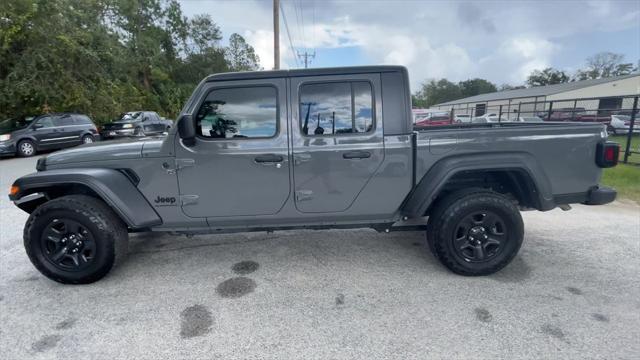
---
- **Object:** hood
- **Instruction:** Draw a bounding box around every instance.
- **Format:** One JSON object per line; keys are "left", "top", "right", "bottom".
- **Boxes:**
{"left": 44, "top": 138, "right": 148, "bottom": 166}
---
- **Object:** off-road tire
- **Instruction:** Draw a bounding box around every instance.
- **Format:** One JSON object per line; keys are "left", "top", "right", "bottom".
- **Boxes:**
{"left": 24, "top": 195, "right": 128, "bottom": 284}
{"left": 17, "top": 139, "right": 36, "bottom": 157}
{"left": 426, "top": 189, "right": 524, "bottom": 276}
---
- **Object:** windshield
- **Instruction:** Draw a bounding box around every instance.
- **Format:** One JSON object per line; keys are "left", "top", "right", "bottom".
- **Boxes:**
{"left": 115, "top": 112, "right": 142, "bottom": 122}
{"left": 0, "top": 117, "right": 34, "bottom": 134}
{"left": 522, "top": 117, "right": 543, "bottom": 122}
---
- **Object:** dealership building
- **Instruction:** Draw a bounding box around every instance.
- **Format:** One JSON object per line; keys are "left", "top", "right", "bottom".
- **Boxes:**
{"left": 433, "top": 73, "right": 640, "bottom": 117}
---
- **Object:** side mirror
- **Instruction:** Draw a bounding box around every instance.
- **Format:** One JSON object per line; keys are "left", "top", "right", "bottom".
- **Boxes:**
{"left": 32, "top": 123, "right": 43, "bottom": 130}
{"left": 177, "top": 114, "right": 196, "bottom": 147}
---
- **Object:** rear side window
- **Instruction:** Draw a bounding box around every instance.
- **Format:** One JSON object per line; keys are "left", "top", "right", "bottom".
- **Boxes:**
{"left": 196, "top": 86, "right": 278, "bottom": 139}
{"left": 74, "top": 115, "right": 93, "bottom": 125}
{"left": 54, "top": 115, "right": 74, "bottom": 126}
{"left": 299, "top": 81, "right": 374, "bottom": 136}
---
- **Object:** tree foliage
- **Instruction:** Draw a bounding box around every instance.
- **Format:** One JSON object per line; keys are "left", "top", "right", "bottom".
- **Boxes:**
{"left": 0, "top": 0, "right": 260, "bottom": 123}
{"left": 574, "top": 52, "right": 635, "bottom": 80}
{"left": 526, "top": 68, "right": 570, "bottom": 87}
{"left": 412, "top": 78, "right": 497, "bottom": 108}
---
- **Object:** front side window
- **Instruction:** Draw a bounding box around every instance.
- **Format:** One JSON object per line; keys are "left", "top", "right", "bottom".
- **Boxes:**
{"left": 36, "top": 116, "right": 55, "bottom": 128}
{"left": 299, "top": 81, "right": 373, "bottom": 136}
{"left": 196, "top": 86, "right": 277, "bottom": 139}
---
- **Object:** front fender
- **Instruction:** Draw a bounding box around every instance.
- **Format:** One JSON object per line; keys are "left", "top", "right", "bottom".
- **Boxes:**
{"left": 9, "top": 168, "right": 162, "bottom": 229}
{"left": 401, "top": 152, "right": 555, "bottom": 217}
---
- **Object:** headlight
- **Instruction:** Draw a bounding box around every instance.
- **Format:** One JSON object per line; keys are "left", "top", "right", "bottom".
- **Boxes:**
{"left": 0, "top": 134, "right": 10, "bottom": 141}
{"left": 122, "top": 124, "right": 133, "bottom": 129}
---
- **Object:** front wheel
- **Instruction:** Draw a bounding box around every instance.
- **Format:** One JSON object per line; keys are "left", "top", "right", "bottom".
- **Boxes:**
{"left": 24, "top": 195, "right": 128, "bottom": 284}
{"left": 17, "top": 139, "right": 36, "bottom": 157}
{"left": 134, "top": 127, "right": 145, "bottom": 137}
{"left": 426, "top": 190, "right": 524, "bottom": 276}
{"left": 606, "top": 126, "right": 617, "bottom": 136}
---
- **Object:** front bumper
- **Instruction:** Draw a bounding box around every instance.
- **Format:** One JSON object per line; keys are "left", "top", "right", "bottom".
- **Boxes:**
{"left": 584, "top": 186, "right": 617, "bottom": 205}
{"left": 0, "top": 142, "right": 17, "bottom": 156}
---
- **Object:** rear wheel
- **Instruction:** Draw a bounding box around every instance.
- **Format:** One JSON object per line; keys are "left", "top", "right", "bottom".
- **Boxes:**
{"left": 81, "top": 134, "right": 94, "bottom": 144}
{"left": 17, "top": 139, "right": 36, "bottom": 157}
{"left": 24, "top": 195, "right": 128, "bottom": 284}
{"left": 426, "top": 190, "right": 524, "bottom": 276}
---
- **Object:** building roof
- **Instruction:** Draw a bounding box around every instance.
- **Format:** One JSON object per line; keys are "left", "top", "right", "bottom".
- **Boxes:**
{"left": 435, "top": 73, "right": 639, "bottom": 106}
{"left": 206, "top": 65, "right": 407, "bottom": 82}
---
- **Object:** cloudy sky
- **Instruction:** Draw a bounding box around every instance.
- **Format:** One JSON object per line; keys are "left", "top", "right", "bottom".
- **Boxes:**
{"left": 179, "top": 0, "right": 640, "bottom": 89}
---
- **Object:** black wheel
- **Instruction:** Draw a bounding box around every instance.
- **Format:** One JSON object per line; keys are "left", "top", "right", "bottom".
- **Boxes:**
{"left": 17, "top": 139, "right": 36, "bottom": 157}
{"left": 426, "top": 189, "right": 524, "bottom": 276}
{"left": 81, "top": 134, "right": 94, "bottom": 144}
{"left": 165, "top": 126, "right": 171, "bottom": 133}
{"left": 24, "top": 195, "right": 128, "bottom": 284}
{"left": 134, "top": 127, "right": 145, "bottom": 137}
{"left": 606, "top": 126, "right": 617, "bottom": 136}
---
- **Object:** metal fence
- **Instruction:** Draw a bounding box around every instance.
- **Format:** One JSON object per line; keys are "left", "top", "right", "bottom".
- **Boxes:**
{"left": 434, "top": 95, "right": 639, "bottom": 164}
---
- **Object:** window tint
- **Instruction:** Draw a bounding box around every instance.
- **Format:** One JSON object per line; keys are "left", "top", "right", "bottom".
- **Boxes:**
{"left": 196, "top": 86, "right": 277, "bottom": 139}
{"left": 54, "top": 115, "right": 75, "bottom": 126}
{"left": 74, "top": 115, "right": 92, "bottom": 125}
{"left": 300, "top": 81, "right": 373, "bottom": 136}
{"left": 36, "top": 117, "right": 54, "bottom": 128}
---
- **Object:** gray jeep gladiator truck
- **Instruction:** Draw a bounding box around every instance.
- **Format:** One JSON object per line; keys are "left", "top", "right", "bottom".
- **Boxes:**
{"left": 9, "top": 66, "right": 619, "bottom": 284}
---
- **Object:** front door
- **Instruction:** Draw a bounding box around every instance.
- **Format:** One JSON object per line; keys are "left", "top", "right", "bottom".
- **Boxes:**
{"left": 32, "top": 115, "right": 63, "bottom": 148}
{"left": 290, "top": 73, "right": 384, "bottom": 213}
{"left": 175, "top": 78, "right": 290, "bottom": 218}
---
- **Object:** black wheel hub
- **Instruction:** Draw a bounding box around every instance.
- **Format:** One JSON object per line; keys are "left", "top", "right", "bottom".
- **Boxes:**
{"left": 453, "top": 211, "right": 506, "bottom": 262}
{"left": 40, "top": 218, "right": 96, "bottom": 271}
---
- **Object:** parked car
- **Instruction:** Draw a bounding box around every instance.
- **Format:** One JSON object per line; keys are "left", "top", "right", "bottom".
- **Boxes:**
{"left": 454, "top": 114, "right": 472, "bottom": 123}
{"left": 413, "top": 109, "right": 451, "bottom": 127}
{"left": 510, "top": 116, "right": 544, "bottom": 123}
{"left": 608, "top": 114, "right": 639, "bottom": 135}
{"left": 542, "top": 107, "right": 610, "bottom": 123}
{"left": 0, "top": 113, "right": 98, "bottom": 157}
{"left": 9, "top": 66, "right": 618, "bottom": 284}
{"left": 100, "top": 111, "right": 172, "bottom": 139}
{"left": 472, "top": 113, "right": 504, "bottom": 123}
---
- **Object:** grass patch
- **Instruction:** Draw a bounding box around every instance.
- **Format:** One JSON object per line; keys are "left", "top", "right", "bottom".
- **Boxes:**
{"left": 610, "top": 134, "right": 640, "bottom": 163}
{"left": 602, "top": 163, "right": 640, "bottom": 203}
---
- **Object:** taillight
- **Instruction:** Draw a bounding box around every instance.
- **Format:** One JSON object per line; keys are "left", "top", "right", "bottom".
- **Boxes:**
{"left": 596, "top": 142, "right": 619, "bottom": 168}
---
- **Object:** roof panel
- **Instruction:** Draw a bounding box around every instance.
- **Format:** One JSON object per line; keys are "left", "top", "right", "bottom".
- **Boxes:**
{"left": 436, "top": 73, "right": 639, "bottom": 106}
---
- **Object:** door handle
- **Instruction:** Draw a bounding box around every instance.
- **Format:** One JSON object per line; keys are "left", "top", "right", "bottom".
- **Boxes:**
{"left": 342, "top": 151, "right": 371, "bottom": 159}
{"left": 254, "top": 154, "right": 284, "bottom": 163}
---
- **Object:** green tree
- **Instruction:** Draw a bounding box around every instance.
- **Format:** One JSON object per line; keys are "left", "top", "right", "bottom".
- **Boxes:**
{"left": 225, "top": 33, "right": 260, "bottom": 72}
{"left": 413, "top": 79, "right": 462, "bottom": 108}
{"left": 458, "top": 78, "right": 497, "bottom": 98}
{"left": 575, "top": 52, "right": 634, "bottom": 80}
{"left": 526, "top": 68, "right": 569, "bottom": 87}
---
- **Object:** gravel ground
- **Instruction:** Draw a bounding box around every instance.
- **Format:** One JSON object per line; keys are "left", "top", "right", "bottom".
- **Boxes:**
{"left": 1, "top": 155, "right": 639, "bottom": 359}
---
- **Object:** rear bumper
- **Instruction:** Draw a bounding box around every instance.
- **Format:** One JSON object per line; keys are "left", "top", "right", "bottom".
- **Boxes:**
{"left": 584, "top": 186, "right": 617, "bottom": 205}
{"left": 101, "top": 129, "right": 135, "bottom": 138}
{"left": 553, "top": 186, "right": 617, "bottom": 207}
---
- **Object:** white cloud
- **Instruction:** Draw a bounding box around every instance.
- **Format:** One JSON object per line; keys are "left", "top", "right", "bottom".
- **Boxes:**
{"left": 179, "top": 0, "right": 640, "bottom": 89}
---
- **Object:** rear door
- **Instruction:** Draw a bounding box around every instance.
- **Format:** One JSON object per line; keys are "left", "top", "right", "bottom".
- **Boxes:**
{"left": 175, "top": 78, "right": 290, "bottom": 218}
{"left": 290, "top": 73, "right": 384, "bottom": 213}
{"left": 52, "top": 114, "right": 81, "bottom": 146}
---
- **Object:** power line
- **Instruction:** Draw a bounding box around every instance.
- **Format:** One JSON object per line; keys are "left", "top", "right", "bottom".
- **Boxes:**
{"left": 297, "top": 50, "right": 315, "bottom": 68}
{"left": 279, "top": 1, "right": 300, "bottom": 68}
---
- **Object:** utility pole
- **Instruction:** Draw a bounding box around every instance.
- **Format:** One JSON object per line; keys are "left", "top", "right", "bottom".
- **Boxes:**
{"left": 297, "top": 51, "right": 315, "bottom": 68}
{"left": 273, "top": 0, "right": 280, "bottom": 70}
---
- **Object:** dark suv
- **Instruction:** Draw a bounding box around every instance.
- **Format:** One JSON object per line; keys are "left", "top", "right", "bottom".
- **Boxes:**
{"left": 100, "top": 111, "right": 172, "bottom": 139}
{"left": 0, "top": 113, "right": 98, "bottom": 157}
